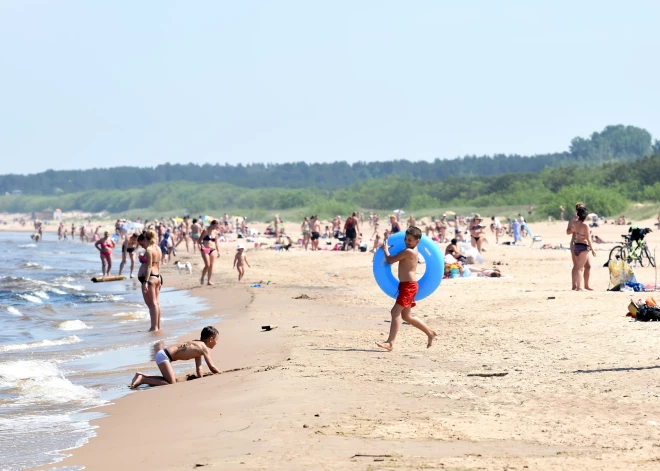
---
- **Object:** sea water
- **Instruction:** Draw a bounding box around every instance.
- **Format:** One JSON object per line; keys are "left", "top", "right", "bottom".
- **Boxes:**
{"left": 0, "top": 232, "right": 212, "bottom": 470}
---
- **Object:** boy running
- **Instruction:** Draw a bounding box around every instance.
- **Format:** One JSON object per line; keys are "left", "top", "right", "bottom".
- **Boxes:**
{"left": 376, "top": 227, "right": 437, "bottom": 351}
{"left": 130, "top": 326, "right": 221, "bottom": 388}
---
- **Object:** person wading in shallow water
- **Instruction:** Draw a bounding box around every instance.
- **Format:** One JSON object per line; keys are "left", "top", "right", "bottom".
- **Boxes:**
{"left": 94, "top": 231, "right": 115, "bottom": 277}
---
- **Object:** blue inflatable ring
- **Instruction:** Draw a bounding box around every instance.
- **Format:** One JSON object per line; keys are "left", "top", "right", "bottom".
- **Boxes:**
{"left": 373, "top": 232, "right": 444, "bottom": 302}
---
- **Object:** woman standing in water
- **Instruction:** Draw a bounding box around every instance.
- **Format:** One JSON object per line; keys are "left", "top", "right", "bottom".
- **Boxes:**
{"left": 198, "top": 220, "right": 221, "bottom": 285}
{"left": 137, "top": 231, "right": 162, "bottom": 331}
{"left": 119, "top": 232, "right": 139, "bottom": 278}
{"left": 94, "top": 231, "right": 115, "bottom": 277}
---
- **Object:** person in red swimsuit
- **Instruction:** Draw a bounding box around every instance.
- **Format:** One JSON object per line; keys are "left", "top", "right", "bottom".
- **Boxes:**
{"left": 94, "top": 231, "right": 115, "bottom": 277}
{"left": 376, "top": 226, "right": 437, "bottom": 352}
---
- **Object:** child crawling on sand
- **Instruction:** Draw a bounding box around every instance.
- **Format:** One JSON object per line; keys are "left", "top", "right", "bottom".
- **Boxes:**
{"left": 130, "top": 326, "right": 221, "bottom": 388}
{"left": 376, "top": 226, "right": 437, "bottom": 351}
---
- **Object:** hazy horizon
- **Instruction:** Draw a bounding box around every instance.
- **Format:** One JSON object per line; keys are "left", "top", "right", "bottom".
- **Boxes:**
{"left": 1, "top": 1, "right": 658, "bottom": 175}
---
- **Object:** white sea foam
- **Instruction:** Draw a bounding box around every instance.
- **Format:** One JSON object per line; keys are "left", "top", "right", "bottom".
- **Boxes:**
{"left": 48, "top": 287, "right": 67, "bottom": 295}
{"left": 21, "top": 262, "right": 53, "bottom": 270}
{"left": 0, "top": 413, "right": 97, "bottom": 471}
{"left": 57, "top": 320, "right": 92, "bottom": 331}
{"left": 0, "top": 336, "right": 82, "bottom": 353}
{"left": 3, "top": 306, "right": 22, "bottom": 316}
{"left": 34, "top": 290, "right": 50, "bottom": 300}
{"left": 57, "top": 283, "right": 84, "bottom": 291}
{"left": 112, "top": 310, "right": 148, "bottom": 323}
{"left": 18, "top": 294, "right": 43, "bottom": 304}
{"left": 17, "top": 243, "right": 37, "bottom": 249}
{"left": 0, "top": 360, "right": 103, "bottom": 407}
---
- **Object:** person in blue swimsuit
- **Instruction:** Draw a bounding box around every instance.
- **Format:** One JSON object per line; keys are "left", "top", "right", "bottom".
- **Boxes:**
{"left": 389, "top": 215, "right": 401, "bottom": 234}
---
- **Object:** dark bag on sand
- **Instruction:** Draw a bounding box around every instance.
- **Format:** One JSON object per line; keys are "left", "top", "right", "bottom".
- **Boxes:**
{"left": 635, "top": 305, "right": 660, "bottom": 322}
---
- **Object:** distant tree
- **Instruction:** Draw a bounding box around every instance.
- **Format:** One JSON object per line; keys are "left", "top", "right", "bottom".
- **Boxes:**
{"left": 653, "top": 139, "right": 660, "bottom": 154}
{"left": 570, "top": 125, "right": 652, "bottom": 162}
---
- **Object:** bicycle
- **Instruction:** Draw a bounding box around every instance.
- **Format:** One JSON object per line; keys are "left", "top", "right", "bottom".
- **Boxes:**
{"left": 605, "top": 231, "right": 655, "bottom": 268}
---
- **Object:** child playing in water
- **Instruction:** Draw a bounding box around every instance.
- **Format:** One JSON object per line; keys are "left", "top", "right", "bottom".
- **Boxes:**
{"left": 130, "top": 326, "right": 221, "bottom": 388}
{"left": 233, "top": 245, "right": 251, "bottom": 282}
{"left": 376, "top": 226, "right": 437, "bottom": 351}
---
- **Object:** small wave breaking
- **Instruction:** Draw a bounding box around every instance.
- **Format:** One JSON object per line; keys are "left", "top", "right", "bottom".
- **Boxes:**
{"left": 57, "top": 320, "right": 92, "bottom": 331}
{"left": 0, "top": 360, "right": 103, "bottom": 407}
{"left": 0, "top": 336, "right": 82, "bottom": 353}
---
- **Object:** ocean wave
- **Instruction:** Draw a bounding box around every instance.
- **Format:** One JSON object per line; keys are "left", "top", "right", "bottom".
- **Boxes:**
{"left": 1, "top": 305, "right": 22, "bottom": 316}
{"left": 57, "top": 320, "right": 92, "bottom": 331}
{"left": 75, "top": 293, "right": 123, "bottom": 303}
{"left": 48, "top": 287, "right": 67, "bottom": 295}
{"left": 55, "top": 282, "right": 84, "bottom": 291}
{"left": 112, "top": 310, "right": 149, "bottom": 323}
{"left": 0, "top": 360, "right": 103, "bottom": 407}
{"left": 17, "top": 244, "right": 37, "bottom": 249}
{"left": 34, "top": 291, "right": 50, "bottom": 300}
{"left": 21, "top": 262, "right": 54, "bottom": 270}
{"left": 0, "top": 276, "right": 47, "bottom": 291}
{"left": 17, "top": 293, "right": 43, "bottom": 304}
{"left": 0, "top": 336, "right": 82, "bottom": 353}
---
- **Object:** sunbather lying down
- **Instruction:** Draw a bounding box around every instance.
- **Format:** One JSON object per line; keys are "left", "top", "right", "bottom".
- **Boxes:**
{"left": 469, "top": 266, "right": 502, "bottom": 277}
{"left": 593, "top": 235, "right": 612, "bottom": 244}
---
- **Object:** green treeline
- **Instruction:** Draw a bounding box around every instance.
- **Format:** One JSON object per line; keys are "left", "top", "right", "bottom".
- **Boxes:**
{"left": 0, "top": 125, "right": 655, "bottom": 195}
{"left": 2, "top": 153, "right": 660, "bottom": 219}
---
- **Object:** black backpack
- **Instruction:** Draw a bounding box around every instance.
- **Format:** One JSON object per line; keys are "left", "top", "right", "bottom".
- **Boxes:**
{"left": 635, "top": 305, "right": 660, "bottom": 322}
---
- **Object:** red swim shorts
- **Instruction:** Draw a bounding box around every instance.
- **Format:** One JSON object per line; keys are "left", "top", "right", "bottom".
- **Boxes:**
{"left": 396, "top": 281, "right": 418, "bottom": 308}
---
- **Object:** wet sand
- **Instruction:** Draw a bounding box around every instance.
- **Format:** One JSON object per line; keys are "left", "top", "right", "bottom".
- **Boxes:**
{"left": 36, "top": 218, "right": 660, "bottom": 470}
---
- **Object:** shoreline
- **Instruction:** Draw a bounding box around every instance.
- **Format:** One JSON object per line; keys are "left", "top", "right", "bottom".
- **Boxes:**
{"left": 30, "top": 219, "right": 660, "bottom": 470}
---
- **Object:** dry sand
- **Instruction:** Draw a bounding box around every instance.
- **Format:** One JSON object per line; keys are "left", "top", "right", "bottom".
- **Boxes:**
{"left": 31, "top": 218, "right": 660, "bottom": 470}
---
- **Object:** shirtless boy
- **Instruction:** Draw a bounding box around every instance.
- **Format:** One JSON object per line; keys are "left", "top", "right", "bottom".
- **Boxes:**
{"left": 233, "top": 245, "right": 251, "bottom": 282}
{"left": 376, "top": 227, "right": 437, "bottom": 351}
{"left": 130, "top": 326, "right": 221, "bottom": 388}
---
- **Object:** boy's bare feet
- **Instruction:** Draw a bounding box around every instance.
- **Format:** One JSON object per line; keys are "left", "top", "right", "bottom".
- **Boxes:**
{"left": 130, "top": 373, "right": 143, "bottom": 389}
{"left": 427, "top": 331, "right": 438, "bottom": 348}
{"left": 207, "top": 281, "right": 214, "bottom": 286}
{"left": 200, "top": 277, "right": 204, "bottom": 285}
{"left": 585, "top": 287, "right": 593, "bottom": 291}
{"left": 376, "top": 341, "right": 393, "bottom": 351}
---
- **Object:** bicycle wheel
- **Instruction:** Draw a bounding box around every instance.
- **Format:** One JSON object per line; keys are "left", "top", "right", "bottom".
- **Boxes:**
{"left": 606, "top": 245, "right": 626, "bottom": 266}
{"left": 644, "top": 245, "right": 656, "bottom": 268}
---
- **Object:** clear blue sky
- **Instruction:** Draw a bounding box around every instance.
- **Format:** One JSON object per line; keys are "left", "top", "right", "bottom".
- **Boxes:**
{"left": 1, "top": 1, "right": 658, "bottom": 175}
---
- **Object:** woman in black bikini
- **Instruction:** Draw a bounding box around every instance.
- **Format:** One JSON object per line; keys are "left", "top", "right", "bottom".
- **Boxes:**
{"left": 469, "top": 215, "right": 486, "bottom": 253}
{"left": 568, "top": 206, "right": 596, "bottom": 291}
{"left": 137, "top": 230, "right": 163, "bottom": 331}
{"left": 119, "top": 232, "right": 139, "bottom": 278}
{"left": 198, "top": 220, "right": 220, "bottom": 285}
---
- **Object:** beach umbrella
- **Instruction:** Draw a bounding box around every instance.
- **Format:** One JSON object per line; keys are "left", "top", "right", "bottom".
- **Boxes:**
{"left": 393, "top": 209, "right": 405, "bottom": 214}
{"left": 445, "top": 211, "right": 456, "bottom": 216}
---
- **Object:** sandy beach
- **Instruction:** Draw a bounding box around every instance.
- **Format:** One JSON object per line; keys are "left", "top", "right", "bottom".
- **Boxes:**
{"left": 29, "top": 217, "right": 660, "bottom": 470}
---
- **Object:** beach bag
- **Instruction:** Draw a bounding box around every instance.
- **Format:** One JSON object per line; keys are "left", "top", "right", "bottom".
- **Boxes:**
{"left": 607, "top": 259, "right": 636, "bottom": 290}
{"left": 635, "top": 305, "right": 660, "bottom": 321}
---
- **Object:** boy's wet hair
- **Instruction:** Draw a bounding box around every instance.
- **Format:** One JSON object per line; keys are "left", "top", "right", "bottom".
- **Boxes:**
{"left": 406, "top": 226, "right": 422, "bottom": 240}
{"left": 451, "top": 238, "right": 457, "bottom": 245}
{"left": 200, "top": 326, "right": 219, "bottom": 341}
